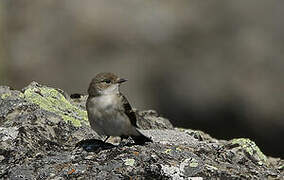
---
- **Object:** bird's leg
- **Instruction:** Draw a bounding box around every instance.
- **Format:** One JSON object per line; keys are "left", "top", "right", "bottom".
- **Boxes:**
{"left": 103, "top": 136, "right": 110, "bottom": 142}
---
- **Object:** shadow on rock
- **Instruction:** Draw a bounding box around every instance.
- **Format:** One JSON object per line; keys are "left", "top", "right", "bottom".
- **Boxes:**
{"left": 76, "top": 139, "right": 116, "bottom": 152}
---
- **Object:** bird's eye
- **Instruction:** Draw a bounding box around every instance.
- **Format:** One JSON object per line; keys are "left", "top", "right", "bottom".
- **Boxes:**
{"left": 104, "top": 79, "right": 111, "bottom": 84}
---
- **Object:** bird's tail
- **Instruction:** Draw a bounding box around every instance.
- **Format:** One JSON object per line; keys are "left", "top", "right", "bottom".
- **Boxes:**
{"left": 131, "top": 131, "right": 153, "bottom": 145}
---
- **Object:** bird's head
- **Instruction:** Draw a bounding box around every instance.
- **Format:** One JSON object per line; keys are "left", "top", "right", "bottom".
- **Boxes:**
{"left": 88, "top": 72, "right": 127, "bottom": 96}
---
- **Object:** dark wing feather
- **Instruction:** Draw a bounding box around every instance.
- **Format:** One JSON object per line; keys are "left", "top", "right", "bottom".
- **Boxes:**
{"left": 119, "top": 93, "right": 138, "bottom": 127}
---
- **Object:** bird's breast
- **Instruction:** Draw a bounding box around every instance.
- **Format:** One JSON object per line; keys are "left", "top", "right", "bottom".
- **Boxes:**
{"left": 87, "top": 94, "right": 135, "bottom": 136}
{"left": 95, "top": 94, "right": 119, "bottom": 109}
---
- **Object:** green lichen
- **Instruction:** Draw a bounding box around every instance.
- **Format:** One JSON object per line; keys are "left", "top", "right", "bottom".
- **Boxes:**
{"left": 124, "top": 158, "right": 135, "bottom": 166}
{"left": 189, "top": 162, "right": 199, "bottom": 168}
{"left": 175, "top": 147, "right": 182, "bottom": 151}
{"left": 231, "top": 138, "right": 267, "bottom": 164}
{"left": 277, "top": 164, "right": 284, "bottom": 170}
{"left": 19, "top": 92, "right": 25, "bottom": 98}
{"left": 24, "top": 86, "right": 88, "bottom": 127}
{"left": 189, "top": 158, "right": 199, "bottom": 168}
{"left": 164, "top": 149, "right": 172, "bottom": 154}
{"left": 1, "top": 92, "right": 11, "bottom": 99}
{"left": 1, "top": 91, "right": 25, "bottom": 99}
{"left": 205, "top": 164, "right": 218, "bottom": 171}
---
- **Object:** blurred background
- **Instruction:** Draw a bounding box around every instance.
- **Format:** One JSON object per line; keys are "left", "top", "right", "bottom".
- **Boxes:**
{"left": 0, "top": 1, "right": 283, "bottom": 158}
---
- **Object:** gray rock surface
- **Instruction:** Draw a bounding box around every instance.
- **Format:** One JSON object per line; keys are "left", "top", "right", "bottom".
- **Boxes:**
{"left": 0, "top": 82, "right": 283, "bottom": 179}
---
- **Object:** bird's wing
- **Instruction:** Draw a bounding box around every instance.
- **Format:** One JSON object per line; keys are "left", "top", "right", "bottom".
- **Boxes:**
{"left": 119, "top": 93, "right": 138, "bottom": 128}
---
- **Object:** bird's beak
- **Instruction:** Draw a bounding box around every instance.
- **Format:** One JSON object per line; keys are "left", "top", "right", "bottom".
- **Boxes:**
{"left": 117, "top": 78, "right": 127, "bottom": 84}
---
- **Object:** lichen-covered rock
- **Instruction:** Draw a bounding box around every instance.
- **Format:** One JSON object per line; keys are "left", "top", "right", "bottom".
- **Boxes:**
{"left": 0, "top": 82, "right": 283, "bottom": 179}
{"left": 23, "top": 81, "right": 88, "bottom": 126}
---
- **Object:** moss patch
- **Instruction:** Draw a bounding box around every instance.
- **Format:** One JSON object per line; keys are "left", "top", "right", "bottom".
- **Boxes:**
{"left": 24, "top": 85, "right": 88, "bottom": 127}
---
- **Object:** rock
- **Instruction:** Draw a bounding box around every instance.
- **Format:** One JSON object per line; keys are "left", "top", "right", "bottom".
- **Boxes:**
{"left": 135, "top": 109, "right": 174, "bottom": 130}
{"left": 0, "top": 82, "right": 283, "bottom": 179}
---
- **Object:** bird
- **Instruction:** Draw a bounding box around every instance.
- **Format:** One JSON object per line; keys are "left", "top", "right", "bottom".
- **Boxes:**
{"left": 86, "top": 72, "right": 152, "bottom": 145}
